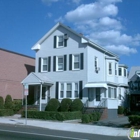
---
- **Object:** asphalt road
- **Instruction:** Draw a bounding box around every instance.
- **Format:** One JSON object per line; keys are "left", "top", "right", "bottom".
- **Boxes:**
{"left": 0, "top": 123, "right": 135, "bottom": 140}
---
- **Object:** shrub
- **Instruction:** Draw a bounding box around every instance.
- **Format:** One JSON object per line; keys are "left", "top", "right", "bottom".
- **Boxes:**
{"left": 95, "top": 112, "right": 101, "bottom": 121}
{"left": 129, "top": 115, "right": 140, "bottom": 125}
{"left": 22, "top": 110, "right": 82, "bottom": 121}
{"left": 70, "top": 99, "right": 83, "bottom": 111}
{"left": 60, "top": 98, "right": 72, "bottom": 112}
{"left": 4, "top": 95, "right": 13, "bottom": 109}
{"left": 92, "top": 113, "right": 98, "bottom": 121}
{"left": 0, "top": 96, "right": 4, "bottom": 109}
{"left": 45, "top": 98, "right": 60, "bottom": 111}
{"left": 81, "top": 114, "right": 90, "bottom": 123}
{"left": 0, "top": 109, "right": 14, "bottom": 116}
{"left": 13, "top": 100, "right": 22, "bottom": 113}
{"left": 118, "top": 106, "right": 124, "bottom": 114}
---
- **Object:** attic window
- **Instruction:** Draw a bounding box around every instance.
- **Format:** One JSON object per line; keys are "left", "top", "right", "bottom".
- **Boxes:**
{"left": 58, "top": 36, "right": 64, "bottom": 47}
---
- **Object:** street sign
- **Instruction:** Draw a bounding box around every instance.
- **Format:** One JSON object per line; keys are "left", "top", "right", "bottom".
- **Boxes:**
{"left": 24, "top": 84, "right": 28, "bottom": 96}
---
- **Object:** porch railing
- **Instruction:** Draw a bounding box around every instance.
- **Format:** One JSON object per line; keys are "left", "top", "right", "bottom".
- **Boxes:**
{"left": 97, "top": 98, "right": 107, "bottom": 108}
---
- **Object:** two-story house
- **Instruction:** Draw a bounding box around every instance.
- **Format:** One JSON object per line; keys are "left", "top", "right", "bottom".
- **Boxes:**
{"left": 22, "top": 23, "right": 128, "bottom": 118}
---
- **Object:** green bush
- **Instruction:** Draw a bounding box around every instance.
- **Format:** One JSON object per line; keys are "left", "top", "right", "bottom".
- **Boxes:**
{"left": 22, "top": 110, "right": 82, "bottom": 121}
{"left": 13, "top": 100, "right": 22, "bottom": 113}
{"left": 4, "top": 95, "right": 13, "bottom": 109}
{"left": 118, "top": 106, "right": 124, "bottom": 114}
{"left": 45, "top": 98, "right": 60, "bottom": 111}
{"left": 60, "top": 98, "right": 72, "bottom": 112}
{"left": 0, "top": 96, "right": 4, "bottom": 109}
{"left": 70, "top": 99, "right": 83, "bottom": 111}
{"left": 95, "top": 112, "right": 101, "bottom": 121}
{"left": 81, "top": 114, "right": 90, "bottom": 123}
{"left": 0, "top": 109, "right": 14, "bottom": 116}
{"left": 92, "top": 113, "right": 98, "bottom": 121}
{"left": 129, "top": 115, "right": 140, "bottom": 125}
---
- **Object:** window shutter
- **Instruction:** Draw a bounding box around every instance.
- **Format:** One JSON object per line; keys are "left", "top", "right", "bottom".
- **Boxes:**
{"left": 80, "top": 53, "right": 84, "bottom": 70}
{"left": 56, "top": 82, "right": 59, "bottom": 99}
{"left": 64, "top": 34, "right": 67, "bottom": 47}
{"left": 54, "top": 36, "right": 57, "bottom": 48}
{"left": 38, "top": 57, "right": 41, "bottom": 72}
{"left": 79, "top": 81, "right": 83, "bottom": 99}
{"left": 53, "top": 56, "right": 56, "bottom": 71}
{"left": 69, "top": 54, "right": 72, "bottom": 70}
{"left": 48, "top": 56, "right": 51, "bottom": 72}
{"left": 64, "top": 55, "right": 67, "bottom": 71}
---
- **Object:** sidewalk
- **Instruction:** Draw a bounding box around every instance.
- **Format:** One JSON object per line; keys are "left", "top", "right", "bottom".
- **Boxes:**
{"left": 0, "top": 115, "right": 129, "bottom": 137}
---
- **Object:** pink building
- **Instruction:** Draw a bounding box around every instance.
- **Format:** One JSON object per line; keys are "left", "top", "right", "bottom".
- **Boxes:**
{"left": 0, "top": 48, "right": 35, "bottom": 100}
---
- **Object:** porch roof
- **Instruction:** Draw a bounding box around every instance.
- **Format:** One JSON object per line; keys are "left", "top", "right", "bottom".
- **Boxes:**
{"left": 21, "top": 72, "right": 53, "bottom": 85}
{"left": 85, "top": 83, "right": 108, "bottom": 89}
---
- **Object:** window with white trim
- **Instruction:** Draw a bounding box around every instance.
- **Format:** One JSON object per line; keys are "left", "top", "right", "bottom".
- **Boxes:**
{"left": 56, "top": 56, "right": 64, "bottom": 71}
{"left": 66, "top": 83, "right": 72, "bottom": 98}
{"left": 74, "top": 83, "right": 78, "bottom": 98}
{"left": 108, "top": 62, "right": 112, "bottom": 75}
{"left": 73, "top": 54, "right": 80, "bottom": 70}
{"left": 119, "top": 88, "right": 121, "bottom": 100}
{"left": 95, "top": 57, "right": 99, "bottom": 72}
{"left": 60, "top": 83, "right": 64, "bottom": 98}
{"left": 124, "top": 68, "right": 126, "bottom": 77}
{"left": 58, "top": 36, "right": 64, "bottom": 47}
{"left": 41, "top": 58, "right": 48, "bottom": 72}
{"left": 119, "top": 68, "right": 122, "bottom": 76}
{"left": 108, "top": 87, "right": 117, "bottom": 98}
{"left": 115, "top": 63, "right": 117, "bottom": 75}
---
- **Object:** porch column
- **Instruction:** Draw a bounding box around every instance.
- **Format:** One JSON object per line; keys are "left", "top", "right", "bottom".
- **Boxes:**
{"left": 39, "top": 84, "right": 42, "bottom": 111}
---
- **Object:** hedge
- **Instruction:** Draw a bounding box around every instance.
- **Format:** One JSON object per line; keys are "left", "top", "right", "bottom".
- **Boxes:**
{"left": 70, "top": 99, "right": 83, "bottom": 111}
{"left": 5, "top": 95, "right": 13, "bottom": 109}
{"left": 0, "top": 109, "right": 14, "bottom": 116}
{"left": 60, "top": 98, "right": 72, "bottom": 112}
{"left": 0, "top": 96, "right": 4, "bottom": 109}
{"left": 118, "top": 106, "right": 124, "bottom": 114}
{"left": 13, "top": 100, "right": 22, "bottom": 113}
{"left": 128, "top": 115, "right": 140, "bottom": 125}
{"left": 22, "top": 110, "right": 82, "bottom": 121}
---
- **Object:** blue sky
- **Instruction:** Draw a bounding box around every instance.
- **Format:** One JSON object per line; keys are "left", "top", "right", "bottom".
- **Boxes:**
{"left": 0, "top": 0, "right": 140, "bottom": 69}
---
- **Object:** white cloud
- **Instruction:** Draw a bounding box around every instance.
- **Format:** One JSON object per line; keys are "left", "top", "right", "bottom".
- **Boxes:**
{"left": 72, "top": 0, "right": 81, "bottom": 4}
{"left": 47, "top": 12, "right": 52, "bottom": 18}
{"left": 106, "top": 45, "right": 137, "bottom": 55}
{"left": 65, "top": 3, "right": 118, "bottom": 22}
{"left": 63, "top": 0, "right": 139, "bottom": 55}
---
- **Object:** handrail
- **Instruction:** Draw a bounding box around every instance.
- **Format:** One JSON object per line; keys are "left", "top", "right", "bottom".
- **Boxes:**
{"left": 97, "top": 98, "right": 107, "bottom": 108}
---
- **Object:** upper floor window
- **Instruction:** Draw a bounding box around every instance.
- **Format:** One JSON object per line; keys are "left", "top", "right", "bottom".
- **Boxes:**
{"left": 108, "top": 62, "right": 112, "bottom": 75}
{"left": 115, "top": 63, "right": 117, "bottom": 75}
{"left": 42, "top": 58, "right": 48, "bottom": 72}
{"left": 95, "top": 57, "right": 99, "bottom": 72}
{"left": 73, "top": 54, "right": 80, "bottom": 70}
{"left": 54, "top": 34, "right": 68, "bottom": 48}
{"left": 57, "top": 56, "right": 64, "bottom": 71}
{"left": 58, "top": 36, "right": 64, "bottom": 47}
{"left": 124, "top": 68, "right": 126, "bottom": 77}
{"left": 119, "top": 68, "right": 122, "bottom": 76}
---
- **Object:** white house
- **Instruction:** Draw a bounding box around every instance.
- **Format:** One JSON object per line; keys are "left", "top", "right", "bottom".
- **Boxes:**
{"left": 22, "top": 22, "right": 128, "bottom": 118}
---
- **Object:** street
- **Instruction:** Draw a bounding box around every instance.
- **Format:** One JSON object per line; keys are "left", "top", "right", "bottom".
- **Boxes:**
{"left": 0, "top": 123, "right": 134, "bottom": 140}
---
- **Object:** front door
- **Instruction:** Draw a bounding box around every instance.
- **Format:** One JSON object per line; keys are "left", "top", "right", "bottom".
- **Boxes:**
{"left": 41, "top": 86, "right": 48, "bottom": 104}
{"left": 94, "top": 88, "right": 101, "bottom": 106}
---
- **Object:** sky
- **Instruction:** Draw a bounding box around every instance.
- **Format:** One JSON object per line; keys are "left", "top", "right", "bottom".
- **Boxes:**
{"left": 0, "top": 0, "right": 140, "bottom": 70}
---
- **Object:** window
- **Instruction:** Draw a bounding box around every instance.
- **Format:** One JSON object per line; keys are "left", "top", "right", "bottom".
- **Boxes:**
{"left": 57, "top": 56, "right": 64, "bottom": 71}
{"left": 124, "top": 68, "right": 126, "bottom": 77}
{"left": 115, "top": 63, "right": 117, "bottom": 75}
{"left": 108, "top": 87, "right": 117, "bottom": 98}
{"left": 95, "top": 57, "right": 99, "bottom": 72}
{"left": 74, "top": 83, "right": 78, "bottom": 98}
{"left": 119, "top": 68, "right": 122, "bottom": 76}
{"left": 66, "top": 83, "right": 72, "bottom": 98}
{"left": 42, "top": 58, "right": 48, "bottom": 72}
{"left": 73, "top": 54, "right": 80, "bottom": 70}
{"left": 60, "top": 83, "right": 64, "bottom": 98}
{"left": 108, "top": 62, "right": 112, "bottom": 75}
{"left": 58, "top": 36, "right": 64, "bottom": 47}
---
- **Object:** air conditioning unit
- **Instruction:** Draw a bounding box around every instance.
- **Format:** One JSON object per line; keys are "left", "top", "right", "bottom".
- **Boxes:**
{"left": 64, "top": 34, "right": 69, "bottom": 40}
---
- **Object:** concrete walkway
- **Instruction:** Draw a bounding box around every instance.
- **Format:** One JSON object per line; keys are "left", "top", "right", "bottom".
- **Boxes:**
{"left": 0, "top": 115, "right": 129, "bottom": 137}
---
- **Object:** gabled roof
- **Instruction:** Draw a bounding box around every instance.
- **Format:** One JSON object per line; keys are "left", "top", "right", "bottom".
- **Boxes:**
{"left": 128, "top": 66, "right": 140, "bottom": 80}
{"left": 31, "top": 22, "right": 118, "bottom": 58}
{"left": 21, "top": 72, "right": 53, "bottom": 85}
